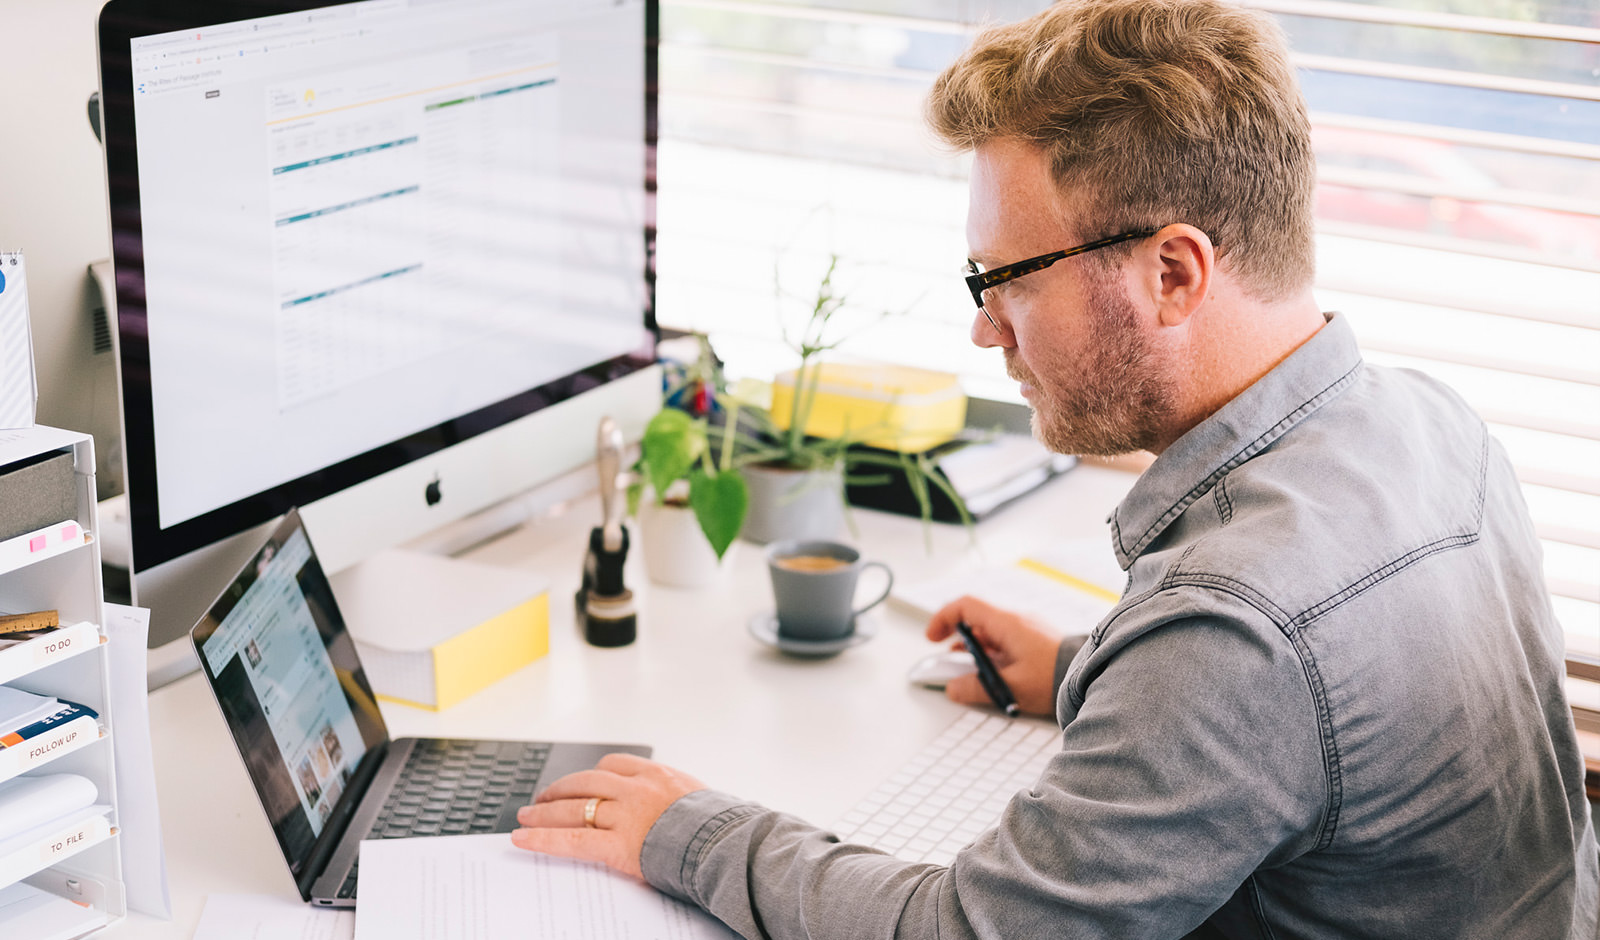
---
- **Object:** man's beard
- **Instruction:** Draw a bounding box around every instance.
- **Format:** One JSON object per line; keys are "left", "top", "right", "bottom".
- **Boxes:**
{"left": 1007, "top": 276, "right": 1177, "bottom": 457}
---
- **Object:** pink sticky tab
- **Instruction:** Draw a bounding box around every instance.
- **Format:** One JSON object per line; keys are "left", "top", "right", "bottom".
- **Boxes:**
{"left": 62, "top": 523, "right": 79, "bottom": 540}
{"left": 29, "top": 535, "right": 47, "bottom": 552}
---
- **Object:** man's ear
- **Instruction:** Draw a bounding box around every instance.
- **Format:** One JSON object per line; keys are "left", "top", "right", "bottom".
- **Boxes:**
{"left": 1149, "top": 224, "right": 1213, "bottom": 328}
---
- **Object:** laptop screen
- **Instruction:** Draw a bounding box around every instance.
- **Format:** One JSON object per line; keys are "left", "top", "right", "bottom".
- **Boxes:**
{"left": 192, "top": 510, "right": 388, "bottom": 875}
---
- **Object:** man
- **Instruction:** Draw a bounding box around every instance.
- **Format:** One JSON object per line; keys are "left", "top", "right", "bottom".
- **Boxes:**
{"left": 513, "top": 0, "right": 1600, "bottom": 936}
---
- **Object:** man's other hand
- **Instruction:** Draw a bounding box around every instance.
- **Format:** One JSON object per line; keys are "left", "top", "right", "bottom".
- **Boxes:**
{"left": 927, "top": 596, "right": 1062, "bottom": 717}
{"left": 512, "top": 753, "right": 706, "bottom": 879}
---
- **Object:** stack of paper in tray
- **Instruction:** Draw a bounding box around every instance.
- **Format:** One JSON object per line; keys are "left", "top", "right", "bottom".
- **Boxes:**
{"left": 0, "top": 775, "right": 100, "bottom": 845}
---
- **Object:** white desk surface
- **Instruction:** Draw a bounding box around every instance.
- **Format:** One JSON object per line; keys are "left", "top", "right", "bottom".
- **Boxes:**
{"left": 107, "top": 464, "right": 1137, "bottom": 938}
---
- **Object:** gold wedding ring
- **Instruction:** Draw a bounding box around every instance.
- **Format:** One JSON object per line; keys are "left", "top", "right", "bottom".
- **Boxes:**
{"left": 583, "top": 796, "right": 603, "bottom": 829}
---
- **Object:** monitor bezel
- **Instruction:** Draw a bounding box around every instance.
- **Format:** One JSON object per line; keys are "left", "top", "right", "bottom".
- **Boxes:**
{"left": 97, "top": 0, "right": 660, "bottom": 572}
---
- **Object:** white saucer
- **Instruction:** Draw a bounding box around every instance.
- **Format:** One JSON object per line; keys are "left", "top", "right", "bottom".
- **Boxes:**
{"left": 747, "top": 611, "right": 876, "bottom": 657}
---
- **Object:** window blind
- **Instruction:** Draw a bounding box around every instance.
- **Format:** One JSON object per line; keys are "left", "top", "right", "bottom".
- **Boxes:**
{"left": 652, "top": 0, "right": 1600, "bottom": 660}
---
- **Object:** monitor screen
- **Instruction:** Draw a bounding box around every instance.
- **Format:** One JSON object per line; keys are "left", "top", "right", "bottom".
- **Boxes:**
{"left": 99, "top": 0, "right": 659, "bottom": 646}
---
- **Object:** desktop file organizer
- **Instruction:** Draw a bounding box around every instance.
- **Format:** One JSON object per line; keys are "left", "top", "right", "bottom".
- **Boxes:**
{"left": 0, "top": 426, "right": 125, "bottom": 934}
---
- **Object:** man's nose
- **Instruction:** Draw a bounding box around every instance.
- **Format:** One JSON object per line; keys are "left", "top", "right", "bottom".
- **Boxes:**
{"left": 971, "top": 305, "right": 1010, "bottom": 349}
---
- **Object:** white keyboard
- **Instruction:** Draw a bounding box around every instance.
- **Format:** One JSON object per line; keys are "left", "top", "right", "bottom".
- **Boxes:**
{"left": 833, "top": 711, "right": 1060, "bottom": 866}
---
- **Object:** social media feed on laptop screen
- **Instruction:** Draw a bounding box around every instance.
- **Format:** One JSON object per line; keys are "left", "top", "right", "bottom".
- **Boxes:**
{"left": 196, "top": 525, "right": 386, "bottom": 871}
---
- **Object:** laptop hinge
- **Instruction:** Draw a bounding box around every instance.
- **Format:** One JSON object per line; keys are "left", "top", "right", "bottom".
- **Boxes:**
{"left": 296, "top": 741, "right": 389, "bottom": 900}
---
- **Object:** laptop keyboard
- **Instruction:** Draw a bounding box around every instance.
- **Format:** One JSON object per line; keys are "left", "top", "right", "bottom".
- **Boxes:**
{"left": 336, "top": 738, "right": 551, "bottom": 898}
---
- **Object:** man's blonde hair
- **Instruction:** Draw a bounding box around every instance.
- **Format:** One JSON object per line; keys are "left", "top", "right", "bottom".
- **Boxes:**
{"left": 927, "top": 0, "right": 1316, "bottom": 299}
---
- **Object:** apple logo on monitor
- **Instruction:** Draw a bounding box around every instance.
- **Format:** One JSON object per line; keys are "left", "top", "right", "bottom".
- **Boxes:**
{"left": 425, "top": 477, "right": 442, "bottom": 507}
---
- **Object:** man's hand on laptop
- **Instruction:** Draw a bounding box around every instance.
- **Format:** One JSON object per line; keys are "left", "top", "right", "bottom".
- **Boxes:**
{"left": 926, "top": 596, "right": 1063, "bottom": 717}
{"left": 513, "top": 753, "right": 706, "bottom": 879}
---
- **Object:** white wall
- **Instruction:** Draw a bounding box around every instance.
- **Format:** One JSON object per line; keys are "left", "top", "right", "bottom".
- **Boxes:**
{"left": 0, "top": 0, "right": 121, "bottom": 486}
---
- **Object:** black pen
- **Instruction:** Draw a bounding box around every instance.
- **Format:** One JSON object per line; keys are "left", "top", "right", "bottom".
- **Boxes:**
{"left": 955, "top": 621, "right": 1018, "bottom": 717}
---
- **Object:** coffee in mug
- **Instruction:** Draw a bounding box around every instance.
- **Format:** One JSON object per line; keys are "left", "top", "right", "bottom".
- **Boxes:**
{"left": 766, "top": 539, "right": 893, "bottom": 641}
{"left": 773, "top": 554, "right": 850, "bottom": 573}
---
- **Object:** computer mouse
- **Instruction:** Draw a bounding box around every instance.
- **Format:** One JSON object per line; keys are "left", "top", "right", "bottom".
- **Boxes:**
{"left": 907, "top": 650, "right": 978, "bottom": 689}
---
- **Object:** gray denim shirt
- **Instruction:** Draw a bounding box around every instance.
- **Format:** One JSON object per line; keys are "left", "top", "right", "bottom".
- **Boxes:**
{"left": 639, "top": 314, "right": 1600, "bottom": 939}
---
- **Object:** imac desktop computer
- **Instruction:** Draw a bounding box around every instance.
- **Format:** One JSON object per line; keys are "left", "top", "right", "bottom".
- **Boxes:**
{"left": 96, "top": 0, "right": 661, "bottom": 651}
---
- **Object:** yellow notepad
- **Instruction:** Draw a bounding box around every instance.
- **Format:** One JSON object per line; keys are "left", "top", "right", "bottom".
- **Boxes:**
{"left": 770, "top": 362, "right": 967, "bottom": 453}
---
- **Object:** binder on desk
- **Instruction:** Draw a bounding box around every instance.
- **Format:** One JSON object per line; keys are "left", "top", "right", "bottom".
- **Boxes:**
{"left": 846, "top": 433, "right": 1077, "bottom": 522}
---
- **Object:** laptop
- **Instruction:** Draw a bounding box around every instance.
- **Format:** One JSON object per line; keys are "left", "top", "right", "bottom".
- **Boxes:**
{"left": 191, "top": 508, "right": 648, "bottom": 907}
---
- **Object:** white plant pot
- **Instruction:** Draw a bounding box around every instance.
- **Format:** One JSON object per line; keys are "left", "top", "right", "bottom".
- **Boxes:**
{"left": 637, "top": 499, "right": 730, "bottom": 588}
{"left": 740, "top": 463, "right": 845, "bottom": 545}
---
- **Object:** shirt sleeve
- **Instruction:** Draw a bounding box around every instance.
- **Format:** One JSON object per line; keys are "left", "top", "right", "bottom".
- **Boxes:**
{"left": 638, "top": 614, "right": 1328, "bottom": 940}
{"left": 1054, "top": 634, "right": 1090, "bottom": 695}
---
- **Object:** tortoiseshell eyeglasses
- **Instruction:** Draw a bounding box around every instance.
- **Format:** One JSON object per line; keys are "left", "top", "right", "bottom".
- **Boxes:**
{"left": 963, "top": 229, "right": 1160, "bottom": 330}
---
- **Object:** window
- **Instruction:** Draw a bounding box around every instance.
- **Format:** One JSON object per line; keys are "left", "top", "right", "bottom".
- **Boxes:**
{"left": 652, "top": 0, "right": 1600, "bottom": 667}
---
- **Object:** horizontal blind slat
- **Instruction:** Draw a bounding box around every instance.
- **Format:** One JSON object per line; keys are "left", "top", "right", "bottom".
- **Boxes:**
{"left": 1309, "top": 112, "right": 1600, "bottom": 163}
{"left": 1538, "top": 522, "right": 1600, "bottom": 550}
{"left": 1241, "top": 0, "right": 1600, "bottom": 44}
{"left": 1550, "top": 578, "right": 1600, "bottom": 605}
{"left": 663, "top": 0, "right": 973, "bottom": 34}
{"left": 1318, "top": 278, "right": 1600, "bottom": 329}
{"left": 1316, "top": 166, "right": 1600, "bottom": 219}
{"left": 1356, "top": 339, "right": 1600, "bottom": 386}
{"left": 1518, "top": 471, "right": 1600, "bottom": 502}
{"left": 1293, "top": 52, "right": 1600, "bottom": 102}
{"left": 1316, "top": 219, "right": 1600, "bottom": 274}
{"left": 663, "top": 42, "right": 942, "bottom": 82}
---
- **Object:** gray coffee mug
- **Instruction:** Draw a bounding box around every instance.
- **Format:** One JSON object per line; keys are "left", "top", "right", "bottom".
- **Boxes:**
{"left": 766, "top": 539, "right": 894, "bottom": 641}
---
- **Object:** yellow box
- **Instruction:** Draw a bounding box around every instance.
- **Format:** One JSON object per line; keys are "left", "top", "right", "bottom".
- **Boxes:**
{"left": 428, "top": 593, "right": 549, "bottom": 711}
{"left": 337, "top": 550, "right": 550, "bottom": 711}
{"left": 771, "top": 362, "right": 967, "bottom": 453}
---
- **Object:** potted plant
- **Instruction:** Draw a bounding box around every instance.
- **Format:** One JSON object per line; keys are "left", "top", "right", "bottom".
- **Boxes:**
{"left": 712, "top": 256, "right": 973, "bottom": 545}
{"left": 627, "top": 377, "right": 749, "bottom": 586}
{"left": 631, "top": 257, "right": 974, "bottom": 568}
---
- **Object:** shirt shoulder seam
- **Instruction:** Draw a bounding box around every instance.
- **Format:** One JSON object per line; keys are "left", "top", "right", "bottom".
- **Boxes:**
{"left": 1289, "top": 427, "right": 1489, "bottom": 627}
{"left": 1125, "top": 572, "right": 1345, "bottom": 851}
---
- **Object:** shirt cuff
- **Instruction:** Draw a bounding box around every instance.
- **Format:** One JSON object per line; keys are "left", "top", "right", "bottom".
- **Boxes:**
{"left": 639, "top": 788, "right": 763, "bottom": 903}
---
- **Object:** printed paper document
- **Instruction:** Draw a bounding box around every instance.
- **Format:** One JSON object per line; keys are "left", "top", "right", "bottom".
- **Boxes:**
{"left": 193, "top": 893, "right": 354, "bottom": 940}
{"left": 355, "top": 833, "right": 738, "bottom": 940}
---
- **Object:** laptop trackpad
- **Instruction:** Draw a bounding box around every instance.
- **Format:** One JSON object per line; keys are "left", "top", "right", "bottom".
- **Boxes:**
{"left": 496, "top": 741, "right": 653, "bottom": 830}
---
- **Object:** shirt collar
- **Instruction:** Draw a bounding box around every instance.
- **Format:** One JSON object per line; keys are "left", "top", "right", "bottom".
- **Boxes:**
{"left": 1107, "top": 312, "right": 1364, "bottom": 569}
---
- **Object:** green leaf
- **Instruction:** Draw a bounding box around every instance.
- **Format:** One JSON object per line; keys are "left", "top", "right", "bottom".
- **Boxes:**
{"left": 641, "top": 409, "right": 705, "bottom": 500}
{"left": 688, "top": 467, "right": 748, "bottom": 560}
